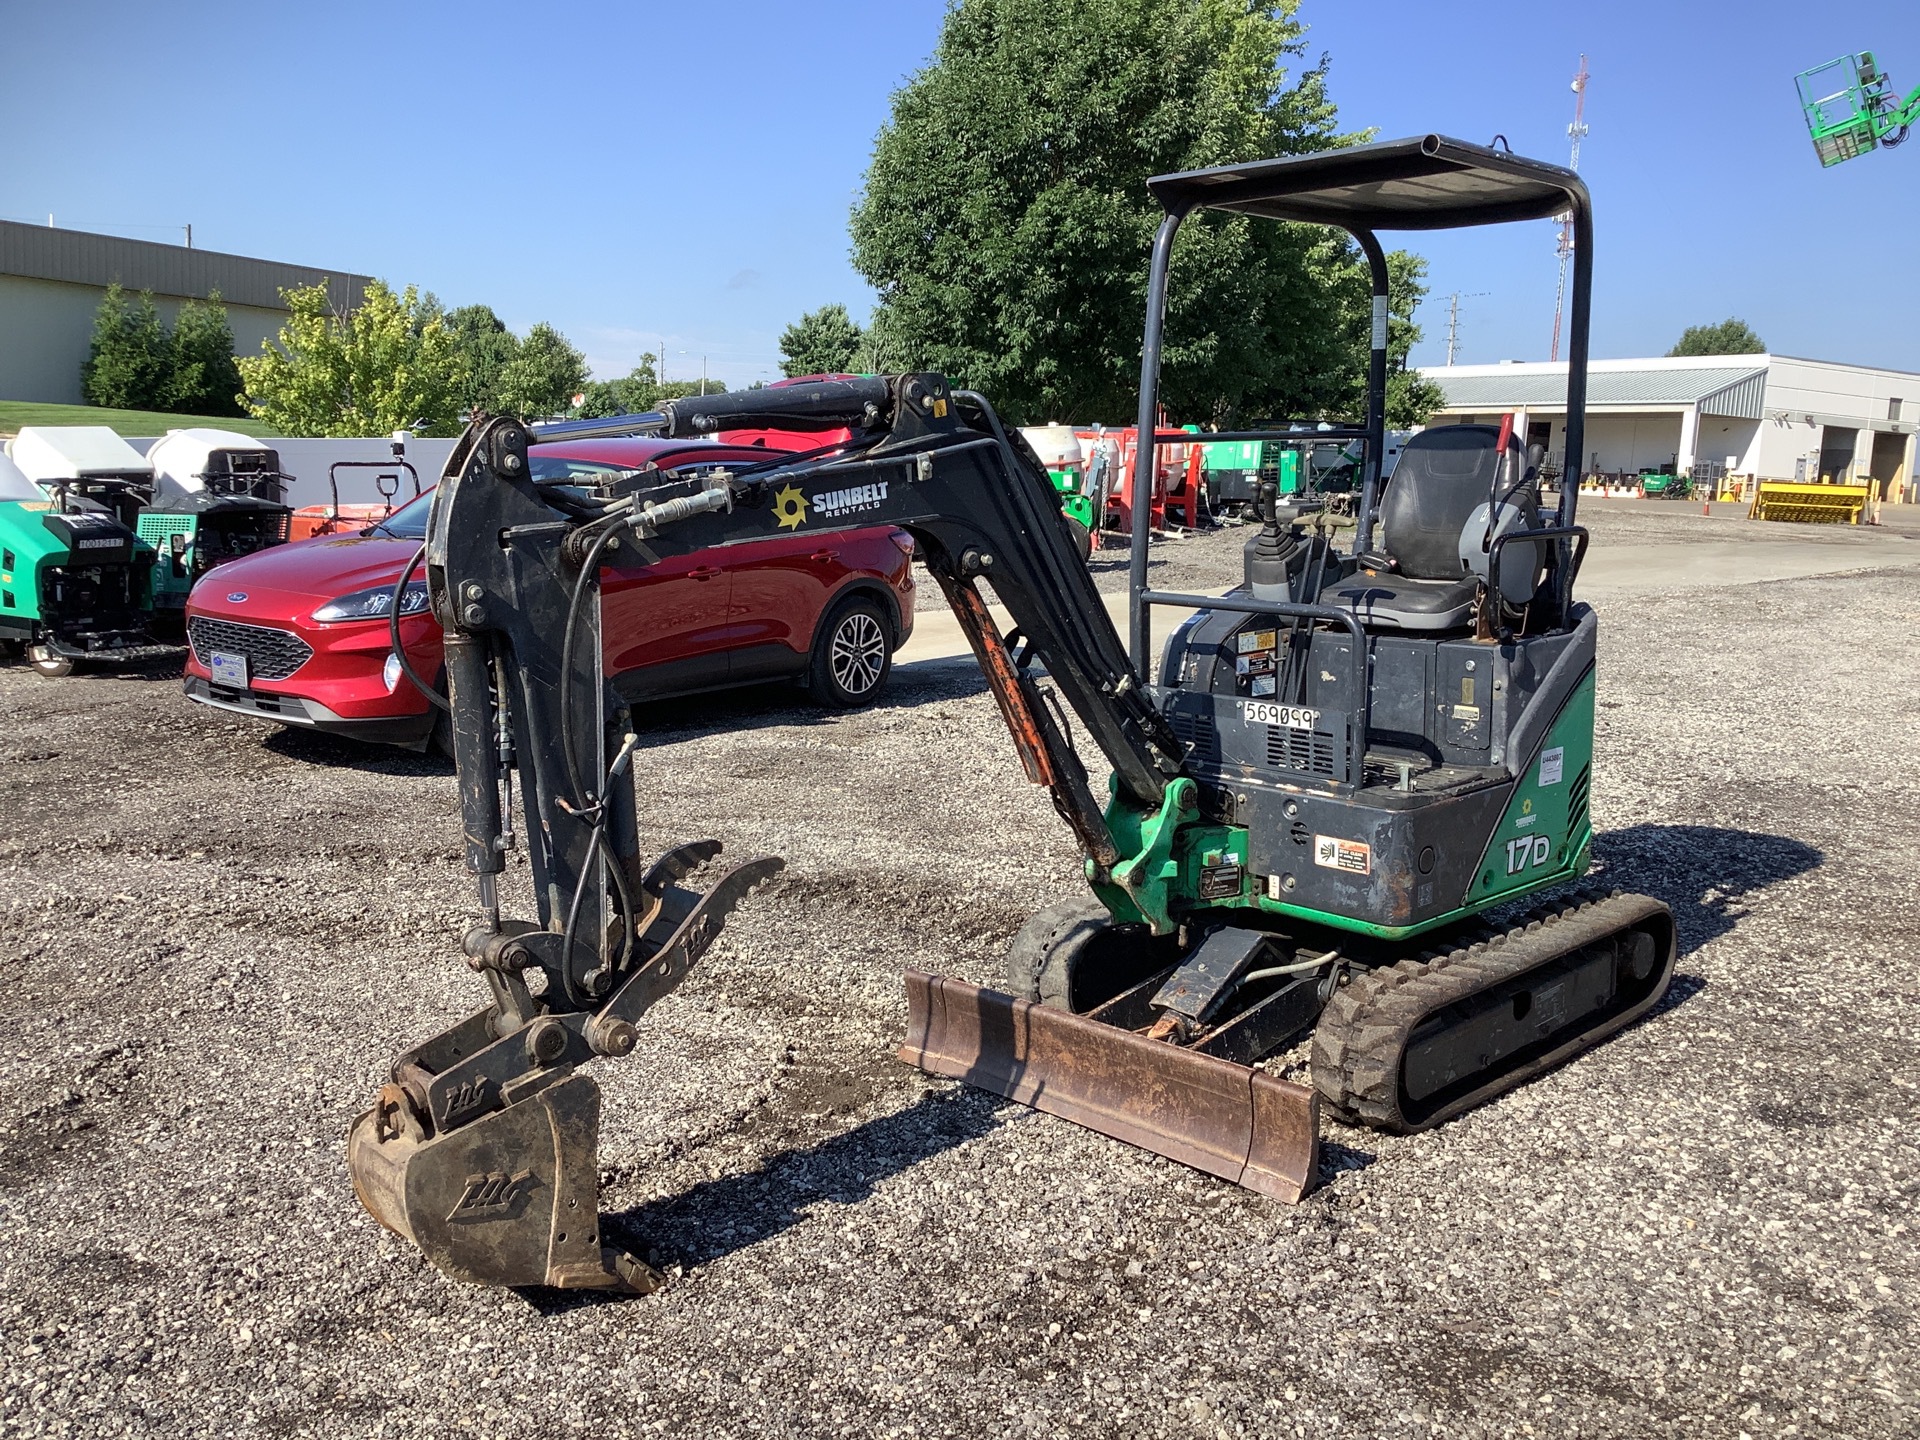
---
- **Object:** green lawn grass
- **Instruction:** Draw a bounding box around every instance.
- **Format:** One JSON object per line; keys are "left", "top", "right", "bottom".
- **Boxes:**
{"left": 0, "top": 400, "right": 275, "bottom": 439}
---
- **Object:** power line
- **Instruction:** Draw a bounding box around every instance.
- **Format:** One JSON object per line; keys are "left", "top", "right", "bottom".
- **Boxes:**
{"left": 1444, "top": 291, "right": 1490, "bottom": 366}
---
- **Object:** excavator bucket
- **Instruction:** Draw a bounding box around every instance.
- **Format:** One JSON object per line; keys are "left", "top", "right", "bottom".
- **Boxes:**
{"left": 348, "top": 1069, "right": 660, "bottom": 1292}
{"left": 899, "top": 970, "right": 1319, "bottom": 1202}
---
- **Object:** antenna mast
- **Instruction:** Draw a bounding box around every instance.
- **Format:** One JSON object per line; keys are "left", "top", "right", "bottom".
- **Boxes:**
{"left": 1549, "top": 54, "right": 1591, "bottom": 363}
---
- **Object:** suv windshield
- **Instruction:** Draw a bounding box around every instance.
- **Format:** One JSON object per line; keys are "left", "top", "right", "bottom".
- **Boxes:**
{"left": 363, "top": 453, "right": 709, "bottom": 540}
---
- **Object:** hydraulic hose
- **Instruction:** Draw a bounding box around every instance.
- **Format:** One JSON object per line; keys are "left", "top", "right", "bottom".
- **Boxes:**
{"left": 391, "top": 543, "right": 449, "bottom": 713}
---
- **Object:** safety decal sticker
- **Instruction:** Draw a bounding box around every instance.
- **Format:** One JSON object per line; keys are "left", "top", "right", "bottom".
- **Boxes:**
{"left": 1538, "top": 746, "right": 1565, "bottom": 787}
{"left": 1313, "top": 834, "right": 1371, "bottom": 876}
{"left": 771, "top": 484, "right": 810, "bottom": 531}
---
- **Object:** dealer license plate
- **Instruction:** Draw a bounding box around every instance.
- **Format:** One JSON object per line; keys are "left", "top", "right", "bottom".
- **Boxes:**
{"left": 210, "top": 651, "right": 249, "bottom": 688}
{"left": 1241, "top": 700, "right": 1318, "bottom": 730}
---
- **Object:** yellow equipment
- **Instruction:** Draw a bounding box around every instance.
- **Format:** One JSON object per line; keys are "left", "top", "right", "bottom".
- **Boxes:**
{"left": 1747, "top": 481, "right": 1869, "bottom": 525}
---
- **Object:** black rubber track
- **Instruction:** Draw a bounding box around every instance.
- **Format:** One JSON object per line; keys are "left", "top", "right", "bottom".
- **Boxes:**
{"left": 1309, "top": 888, "right": 1677, "bottom": 1133}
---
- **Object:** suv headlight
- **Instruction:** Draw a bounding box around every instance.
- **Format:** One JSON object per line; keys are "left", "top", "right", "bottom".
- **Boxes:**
{"left": 312, "top": 581, "right": 429, "bottom": 623}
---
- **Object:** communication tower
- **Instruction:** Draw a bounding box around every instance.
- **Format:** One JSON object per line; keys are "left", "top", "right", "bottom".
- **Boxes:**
{"left": 1549, "top": 56, "right": 1590, "bottom": 364}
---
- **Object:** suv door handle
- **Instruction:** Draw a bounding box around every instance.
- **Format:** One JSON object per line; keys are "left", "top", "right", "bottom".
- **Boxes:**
{"left": 689, "top": 565, "right": 722, "bottom": 580}
{"left": 809, "top": 550, "right": 835, "bottom": 563}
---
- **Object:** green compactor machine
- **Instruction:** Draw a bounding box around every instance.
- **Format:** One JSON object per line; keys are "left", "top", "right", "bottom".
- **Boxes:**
{"left": 0, "top": 427, "right": 157, "bottom": 677}
{"left": 142, "top": 428, "right": 293, "bottom": 623}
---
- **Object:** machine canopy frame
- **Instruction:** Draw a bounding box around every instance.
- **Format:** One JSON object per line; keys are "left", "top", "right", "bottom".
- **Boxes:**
{"left": 1126, "top": 134, "right": 1594, "bottom": 671}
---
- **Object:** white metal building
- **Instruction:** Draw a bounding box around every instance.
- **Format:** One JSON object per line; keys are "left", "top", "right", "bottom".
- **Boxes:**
{"left": 1421, "top": 354, "right": 1919, "bottom": 500}
{"left": 0, "top": 220, "right": 371, "bottom": 406}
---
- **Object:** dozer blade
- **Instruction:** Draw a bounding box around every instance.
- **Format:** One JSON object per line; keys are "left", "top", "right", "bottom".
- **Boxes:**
{"left": 899, "top": 970, "right": 1318, "bottom": 1202}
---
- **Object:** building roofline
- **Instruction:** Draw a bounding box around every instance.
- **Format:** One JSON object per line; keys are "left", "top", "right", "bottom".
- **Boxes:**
{"left": 0, "top": 220, "right": 372, "bottom": 312}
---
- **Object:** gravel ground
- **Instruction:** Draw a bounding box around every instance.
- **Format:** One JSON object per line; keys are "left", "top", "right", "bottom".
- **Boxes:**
{"left": 1, "top": 508, "right": 1916, "bottom": 1439}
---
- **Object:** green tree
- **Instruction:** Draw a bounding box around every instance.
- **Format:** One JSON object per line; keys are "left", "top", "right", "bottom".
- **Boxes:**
{"left": 237, "top": 279, "right": 460, "bottom": 436}
{"left": 494, "top": 322, "right": 588, "bottom": 418}
{"left": 446, "top": 304, "right": 520, "bottom": 414}
{"left": 1667, "top": 318, "right": 1766, "bottom": 357}
{"left": 575, "top": 354, "right": 661, "bottom": 417}
{"left": 1383, "top": 253, "right": 1445, "bottom": 429}
{"left": 163, "top": 289, "right": 245, "bottom": 417}
{"left": 849, "top": 0, "right": 1380, "bottom": 426}
{"left": 655, "top": 378, "right": 729, "bottom": 401}
{"left": 81, "top": 284, "right": 171, "bottom": 410}
{"left": 778, "top": 304, "right": 865, "bottom": 377}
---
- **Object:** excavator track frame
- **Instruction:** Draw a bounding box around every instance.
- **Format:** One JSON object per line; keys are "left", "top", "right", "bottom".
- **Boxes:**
{"left": 1311, "top": 889, "right": 1676, "bottom": 1132}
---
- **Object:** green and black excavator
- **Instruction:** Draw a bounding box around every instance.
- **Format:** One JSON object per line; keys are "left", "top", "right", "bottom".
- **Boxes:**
{"left": 348, "top": 136, "right": 1676, "bottom": 1291}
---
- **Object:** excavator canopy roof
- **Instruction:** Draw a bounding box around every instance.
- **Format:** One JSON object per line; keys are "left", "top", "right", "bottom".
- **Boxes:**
{"left": 1147, "top": 134, "right": 1585, "bottom": 231}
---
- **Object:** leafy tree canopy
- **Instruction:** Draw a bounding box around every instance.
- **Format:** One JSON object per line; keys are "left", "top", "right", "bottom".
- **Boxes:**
{"left": 779, "top": 304, "right": 865, "bottom": 377}
{"left": 494, "top": 321, "right": 589, "bottom": 419}
{"left": 1668, "top": 317, "right": 1766, "bottom": 357}
{"left": 164, "top": 290, "right": 245, "bottom": 417}
{"left": 849, "top": 0, "right": 1418, "bottom": 427}
{"left": 447, "top": 304, "right": 520, "bottom": 413}
{"left": 573, "top": 354, "right": 727, "bottom": 418}
{"left": 237, "top": 280, "right": 460, "bottom": 437}
{"left": 81, "top": 285, "right": 246, "bottom": 416}
{"left": 1384, "top": 253, "right": 1445, "bottom": 429}
{"left": 81, "top": 285, "right": 171, "bottom": 411}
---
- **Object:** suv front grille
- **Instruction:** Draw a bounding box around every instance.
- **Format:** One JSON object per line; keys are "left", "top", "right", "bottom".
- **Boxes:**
{"left": 188, "top": 616, "right": 313, "bottom": 681}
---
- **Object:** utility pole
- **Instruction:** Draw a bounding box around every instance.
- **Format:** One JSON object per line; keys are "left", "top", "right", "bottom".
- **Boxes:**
{"left": 184, "top": 223, "right": 192, "bottom": 249}
{"left": 1550, "top": 54, "right": 1591, "bottom": 363}
{"left": 1444, "top": 291, "right": 1489, "bottom": 366}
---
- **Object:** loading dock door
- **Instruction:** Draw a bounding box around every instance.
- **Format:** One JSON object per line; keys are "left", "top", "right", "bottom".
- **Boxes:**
{"left": 1818, "top": 426, "right": 1859, "bottom": 482}
{"left": 1870, "top": 431, "right": 1907, "bottom": 500}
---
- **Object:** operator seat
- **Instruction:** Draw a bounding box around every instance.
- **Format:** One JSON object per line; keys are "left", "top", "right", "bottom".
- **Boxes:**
{"left": 1329, "top": 424, "right": 1538, "bottom": 632}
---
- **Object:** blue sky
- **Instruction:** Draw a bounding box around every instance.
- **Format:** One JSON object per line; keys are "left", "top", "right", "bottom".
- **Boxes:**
{"left": 3, "top": 1, "right": 1916, "bottom": 385}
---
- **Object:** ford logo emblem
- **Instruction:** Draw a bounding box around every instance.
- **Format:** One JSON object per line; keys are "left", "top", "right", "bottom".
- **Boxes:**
{"left": 227, "top": 592, "right": 249, "bottom": 603}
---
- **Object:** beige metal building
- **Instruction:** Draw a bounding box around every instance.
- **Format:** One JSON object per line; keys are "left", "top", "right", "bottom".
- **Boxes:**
{"left": 0, "top": 220, "right": 370, "bottom": 405}
{"left": 1422, "top": 354, "right": 1919, "bottom": 501}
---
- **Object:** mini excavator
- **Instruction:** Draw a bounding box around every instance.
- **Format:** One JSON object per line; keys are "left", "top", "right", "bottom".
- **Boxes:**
{"left": 349, "top": 136, "right": 1676, "bottom": 1291}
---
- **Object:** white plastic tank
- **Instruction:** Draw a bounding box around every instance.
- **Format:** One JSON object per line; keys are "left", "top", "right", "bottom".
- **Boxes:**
{"left": 1019, "top": 424, "right": 1084, "bottom": 473}
{"left": 0, "top": 451, "right": 44, "bottom": 502}
{"left": 7, "top": 426, "right": 152, "bottom": 483}
{"left": 147, "top": 428, "right": 275, "bottom": 506}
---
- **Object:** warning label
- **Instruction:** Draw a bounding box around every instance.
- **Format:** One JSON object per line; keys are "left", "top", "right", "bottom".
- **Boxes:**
{"left": 1538, "top": 746, "right": 1565, "bottom": 787}
{"left": 1313, "top": 834, "right": 1371, "bottom": 876}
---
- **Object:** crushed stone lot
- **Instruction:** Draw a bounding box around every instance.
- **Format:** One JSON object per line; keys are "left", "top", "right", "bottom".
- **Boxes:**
{"left": 1, "top": 506, "right": 1916, "bottom": 1439}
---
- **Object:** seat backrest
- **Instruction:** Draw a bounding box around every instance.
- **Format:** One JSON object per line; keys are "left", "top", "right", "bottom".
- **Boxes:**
{"left": 1380, "top": 424, "right": 1534, "bottom": 580}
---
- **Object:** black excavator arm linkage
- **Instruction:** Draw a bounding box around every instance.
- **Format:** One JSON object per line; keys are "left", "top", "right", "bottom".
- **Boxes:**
{"left": 348, "top": 376, "right": 1199, "bottom": 1290}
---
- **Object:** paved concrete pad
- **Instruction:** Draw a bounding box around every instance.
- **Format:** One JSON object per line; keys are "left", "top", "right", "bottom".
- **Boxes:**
{"left": 896, "top": 510, "right": 1918, "bottom": 666}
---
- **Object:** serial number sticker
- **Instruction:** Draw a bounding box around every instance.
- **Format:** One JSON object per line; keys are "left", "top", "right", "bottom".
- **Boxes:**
{"left": 1242, "top": 700, "right": 1318, "bottom": 729}
{"left": 1235, "top": 628, "right": 1278, "bottom": 654}
{"left": 1538, "top": 746, "right": 1565, "bottom": 786}
{"left": 1313, "top": 835, "right": 1371, "bottom": 876}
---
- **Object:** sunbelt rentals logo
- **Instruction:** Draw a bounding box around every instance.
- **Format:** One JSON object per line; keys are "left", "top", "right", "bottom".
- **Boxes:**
{"left": 813, "top": 480, "right": 889, "bottom": 519}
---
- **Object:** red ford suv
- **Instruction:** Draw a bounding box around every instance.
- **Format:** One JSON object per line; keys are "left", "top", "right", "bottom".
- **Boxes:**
{"left": 181, "top": 436, "right": 915, "bottom": 747}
